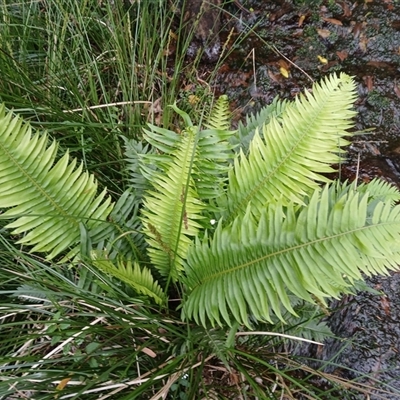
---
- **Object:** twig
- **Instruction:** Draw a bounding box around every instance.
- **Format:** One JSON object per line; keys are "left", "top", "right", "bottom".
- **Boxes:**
{"left": 235, "top": 331, "right": 324, "bottom": 346}
{"left": 63, "top": 100, "right": 152, "bottom": 113}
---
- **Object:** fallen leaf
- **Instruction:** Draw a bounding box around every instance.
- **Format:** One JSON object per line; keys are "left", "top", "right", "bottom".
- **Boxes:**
{"left": 142, "top": 347, "right": 157, "bottom": 358}
{"left": 363, "top": 75, "right": 374, "bottom": 91}
{"left": 268, "top": 69, "right": 281, "bottom": 82}
{"left": 56, "top": 378, "right": 71, "bottom": 391}
{"left": 339, "top": 1, "right": 352, "bottom": 17}
{"left": 351, "top": 22, "right": 366, "bottom": 39}
{"left": 317, "top": 55, "right": 328, "bottom": 64}
{"left": 336, "top": 50, "right": 348, "bottom": 61}
{"left": 298, "top": 15, "right": 306, "bottom": 27}
{"left": 317, "top": 28, "right": 331, "bottom": 38}
{"left": 277, "top": 59, "right": 290, "bottom": 69}
{"left": 322, "top": 17, "right": 343, "bottom": 26}
{"left": 394, "top": 83, "right": 400, "bottom": 99}
{"left": 359, "top": 35, "right": 369, "bottom": 52}
{"left": 279, "top": 66, "right": 289, "bottom": 78}
{"left": 367, "top": 61, "right": 394, "bottom": 70}
{"left": 380, "top": 296, "right": 391, "bottom": 317}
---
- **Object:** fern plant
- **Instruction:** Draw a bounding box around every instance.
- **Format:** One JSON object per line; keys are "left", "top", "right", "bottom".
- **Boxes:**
{"left": 1, "top": 72, "right": 400, "bottom": 333}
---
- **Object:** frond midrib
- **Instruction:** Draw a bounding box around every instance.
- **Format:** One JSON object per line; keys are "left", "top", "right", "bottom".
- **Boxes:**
{"left": 0, "top": 133, "right": 80, "bottom": 225}
{"left": 153, "top": 140, "right": 194, "bottom": 261}
{"left": 189, "top": 220, "right": 395, "bottom": 289}
{"left": 226, "top": 95, "right": 336, "bottom": 223}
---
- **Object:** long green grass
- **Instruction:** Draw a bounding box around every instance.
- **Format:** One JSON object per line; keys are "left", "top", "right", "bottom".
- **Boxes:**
{"left": 0, "top": 0, "right": 221, "bottom": 193}
{"left": 1, "top": 244, "right": 394, "bottom": 399}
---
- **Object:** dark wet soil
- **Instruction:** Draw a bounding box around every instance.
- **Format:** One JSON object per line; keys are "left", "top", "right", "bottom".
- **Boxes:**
{"left": 209, "top": 0, "right": 400, "bottom": 397}
{"left": 215, "top": 0, "right": 400, "bottom": 183}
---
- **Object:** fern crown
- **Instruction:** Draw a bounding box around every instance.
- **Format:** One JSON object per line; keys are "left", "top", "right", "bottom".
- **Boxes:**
{"left": 2, "top": 73, "right": 400, "bottom": 329}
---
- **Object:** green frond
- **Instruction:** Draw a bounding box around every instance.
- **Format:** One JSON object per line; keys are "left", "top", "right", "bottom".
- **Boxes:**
{"left": 123, "top": 138, "right": 157, "bottom": 199}
{"left": 355, "top": 177, "right": 400, "bottom": 205}
{"left": 90, "top": 189, "right": 147, "bottom": 261}
{"left": 204, "top": 95, "right": 232, "bottom": 131}
{"left": 193, "top": 126, "right": 235, "bottom": 201}
{"left": 219, "top": 73, "right": 357, "bottom": 223}
{"left": 183, "top": 183, "right": 400, "bottom": 328}
{"left": 141, "top": 104, "right": 235, "bottom": 202}
{"left": 232, "top": 96, "right": 290, "bottom": 153}
{"left": 142, "top": 124, "right": 180, "bottom": 159}
{"left": 142, "top": 126, "right": 204, "bottom": 281}
{"left": 0, "top": 105, "right": 113, "bottom": 259}
{"left": 91, "top": 251, "right": 166, "bottom": 305}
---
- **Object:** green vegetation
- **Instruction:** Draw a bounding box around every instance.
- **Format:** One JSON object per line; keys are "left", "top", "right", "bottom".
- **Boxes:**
{"left": 1, "top": 1, "right": 399, "bottom": 399}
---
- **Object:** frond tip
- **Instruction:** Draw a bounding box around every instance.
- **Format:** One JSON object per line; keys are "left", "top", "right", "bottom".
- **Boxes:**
{"left": 91, "top": 251, "right": 166, "bottom": 305}
{"left": 0, "top": 105, "right": 113, "bottom": 259}
{"left": 219, "top": 72, "right": 357, "bottom": 223}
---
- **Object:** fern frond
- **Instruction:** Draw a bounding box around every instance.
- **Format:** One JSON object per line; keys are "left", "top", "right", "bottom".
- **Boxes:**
{"left": 183, "top": 183, "right": 400, "bottom": 328}
{"left": 142, "top": 126, "right": 204, "bottom": 281}
{"left": 232, "top": 96, "right": 290, "bottom": 153}
{"left": 355, "top": 178, "right": 400, "bottom": 205}
{"left": 189, "top": 96, "right": 236, "bottom": 201}
{"left": 91, "top": 251, "right": 166, "bottom": 305}
{"left": 0, "top": 105, "right": 113, "bottom": 259}
{"left": 192, "top": 127, "right": 235, "bottom": 202}
{"left": 220, "top": 73, "right": 357, "bottom": 223}
{"left": 204, "top": 95, "right": 231, "bottom": 131}
{"left": 90, "top": 189, "right": 147, "bottom": 261}
{"left": 123, "top": 138, "right": 157, "bottom": 199}
{"left": 141, "top": 104, "right": 235, "bottom": 202}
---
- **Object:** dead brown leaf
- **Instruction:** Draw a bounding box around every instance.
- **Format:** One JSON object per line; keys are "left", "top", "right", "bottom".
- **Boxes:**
{"left": 267, "top": 69, "right": 281, "bottom": 83}
{"left": 363, "top": 75, "right": 374, "bottom": 91}
{"left": 380, "top": 296, "right": 391, "bottom": 317}
{"left": 351, "top": 21, "right": 366, "bottom": 38}
{"left": 336, "top": 50, "right": 348, "bottom": 61}
{"left": 359, "top": 35, "right": 369, "bottom": 52}
{"left": 277, "top": 59, "right": 290, "bottom": 69}
{"left": 394, "top": 83, "right": 400, "bottom": 99}
{"left": 322, "top": 17, "right": 343, "bottom": 26}
{"left": 340, "top": 1, "right": 352, "bottom": 17}
{"left": 367, "top": 60, "right": 394, "bottom": 69}
{"left": 142, "top": 347, "right": 157, "bottom": 358}
{"left": 317, "top": 28, "right": 331, "bottom": 38}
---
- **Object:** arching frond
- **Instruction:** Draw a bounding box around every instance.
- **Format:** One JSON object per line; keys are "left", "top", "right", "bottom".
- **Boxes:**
{"left": 139, "top": 104, "right": 235, "bottom": 202}
{"left": 91, "top": 251, "right": 166, "bottom": 305}
{"left": 193, "top": 97, "right": 236, "bottom": 201}
{"left": 232, "top": 96, "right": 290, "bottom": 153}
{"left": 183, "top": 183, "right": 400, "bottom": 328}
{"left": 219, "top": 73, "right": 357, "bottom": 223}
{"left": 194, "top": 126, "right": 235, "bottom": 201}
{"left": 142, "top": 126, "right": 204, "bottom": 281}
{"left": 0, "top": 105, "right": 113, "bottom": 259}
